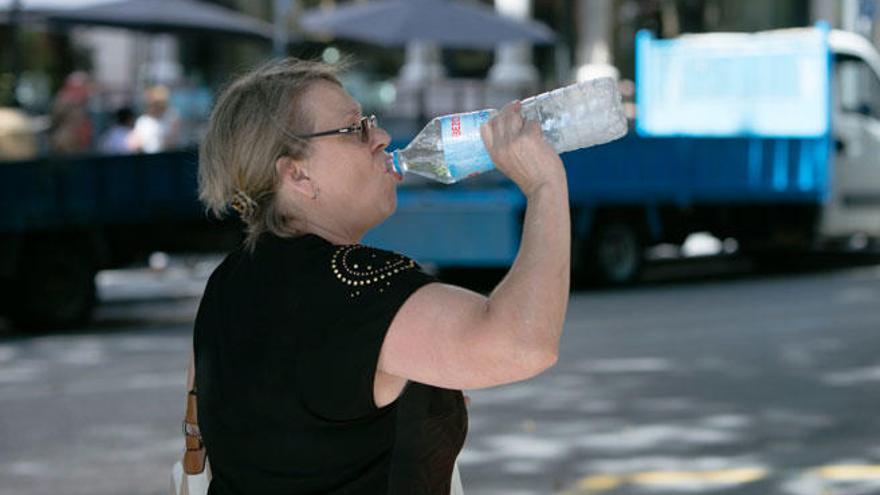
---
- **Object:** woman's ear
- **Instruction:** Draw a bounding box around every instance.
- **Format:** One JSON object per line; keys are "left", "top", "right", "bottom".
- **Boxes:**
{"left": 275, "top": 155, "right": 317, "bottom": 200}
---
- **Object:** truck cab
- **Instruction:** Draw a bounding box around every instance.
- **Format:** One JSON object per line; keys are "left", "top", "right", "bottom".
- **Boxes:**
{"left": 823, "top": 29, "right": 880, "bottom": 244}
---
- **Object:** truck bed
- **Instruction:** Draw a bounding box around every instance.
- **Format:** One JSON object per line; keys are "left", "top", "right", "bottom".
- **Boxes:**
{"left": 366, "top": 132, "right": 832, "bottom": 267}
{"left": 565, "top": 132, "right": 831, "bottom": 206}
{"left": 0, "top": 150, "right": 204, "bottom": 235}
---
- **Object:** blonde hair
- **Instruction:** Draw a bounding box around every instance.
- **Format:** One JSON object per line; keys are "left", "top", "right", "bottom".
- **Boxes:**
{"left": 198, "top": 58, "right": 344, "bottom": 253}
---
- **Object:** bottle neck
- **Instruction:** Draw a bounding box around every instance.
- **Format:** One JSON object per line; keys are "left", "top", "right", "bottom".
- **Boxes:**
{"left": 391, "top": 149, "right": 408, "bottom": 176}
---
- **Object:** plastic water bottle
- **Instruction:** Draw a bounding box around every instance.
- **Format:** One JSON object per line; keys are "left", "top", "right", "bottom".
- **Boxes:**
{"left": 390, "top": 77, "right": 628, "bottom": 184}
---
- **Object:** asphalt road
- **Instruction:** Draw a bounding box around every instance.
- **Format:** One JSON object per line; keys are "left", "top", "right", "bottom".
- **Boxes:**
{"left": 0, "top": 253, "right": 878, "bottom": 495}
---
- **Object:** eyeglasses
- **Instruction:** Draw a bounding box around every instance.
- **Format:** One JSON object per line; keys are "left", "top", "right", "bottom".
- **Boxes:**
{"left": 296, "top": 115, "right": 378, "bottom": 143}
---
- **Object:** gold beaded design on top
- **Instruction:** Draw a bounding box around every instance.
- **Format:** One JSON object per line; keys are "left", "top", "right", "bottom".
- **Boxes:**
{"left": 331, "top": 245, "right": 416, "bottom": 297}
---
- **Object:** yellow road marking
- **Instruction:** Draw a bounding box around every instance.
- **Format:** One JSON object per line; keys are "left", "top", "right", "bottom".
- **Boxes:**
{"left": 565, "top": 464, "right": 880, "bottom": 494}
{"left": 576, "top": 474, "right": 622, "bottom": 491}
{"left": 568, "top": 467, "right": 767, "bottom": 493}
{"left": 629, "top": 467, "right": 768, "bottom": 485}
{"left": 812, "top": 465, "right": 880, "bottom": 480}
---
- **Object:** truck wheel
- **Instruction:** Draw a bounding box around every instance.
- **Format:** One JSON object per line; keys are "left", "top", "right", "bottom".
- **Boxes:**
{"left": 8, "top": 244, "right": 97, "bottom": 331}
{"left": 587, "top": 221, "right": 644, "bottom": 286}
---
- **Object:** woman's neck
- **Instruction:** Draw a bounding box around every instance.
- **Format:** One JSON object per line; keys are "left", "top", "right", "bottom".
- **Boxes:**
{"left": 286, "top": 217, "right": 363, "bottom": 246}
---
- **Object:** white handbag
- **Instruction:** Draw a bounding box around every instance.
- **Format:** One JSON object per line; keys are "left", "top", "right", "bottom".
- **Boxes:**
{"left": 451, "top": 462, "right": 465, "bottom": 495}
{"left": 170, "top": 457, "right": 211, "bottom": 495}
{"left": 170, "top": 351, "right": 210, "bottom": 495}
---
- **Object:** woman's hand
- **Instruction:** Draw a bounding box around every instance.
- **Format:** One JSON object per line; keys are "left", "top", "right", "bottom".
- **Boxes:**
{"left": 480, "top": 101, "right": 565, "bottom": 198}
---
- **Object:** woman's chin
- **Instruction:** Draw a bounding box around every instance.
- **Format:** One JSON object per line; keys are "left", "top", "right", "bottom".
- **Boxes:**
{"left": 379, "top": 196, "right": 397, "bottom": 223}
{"left": 364, "top": 201, "right": 396, "bottom": 233}
{"left": 383, "top": 198, "right": 397, "bottom": 220}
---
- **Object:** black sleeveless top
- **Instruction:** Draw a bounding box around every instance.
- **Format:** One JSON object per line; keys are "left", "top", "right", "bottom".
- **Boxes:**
{"left": 194, "top": 233, "right": 468, "bottom": 494}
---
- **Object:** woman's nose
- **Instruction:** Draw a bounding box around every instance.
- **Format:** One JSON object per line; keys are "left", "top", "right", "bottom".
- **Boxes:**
{"left": 372, "top": 126, "right": 391, "bottom": 151}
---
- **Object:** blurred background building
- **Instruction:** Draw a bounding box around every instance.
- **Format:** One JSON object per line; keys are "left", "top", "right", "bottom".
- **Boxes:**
{"left": 1, "top": 0, "right": 880, "bottom": 153}
{"left": 2, "top": 0, "right": 880, "bottom": 337}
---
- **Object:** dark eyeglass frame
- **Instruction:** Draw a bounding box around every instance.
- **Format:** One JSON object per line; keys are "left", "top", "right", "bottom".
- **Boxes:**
{"left": 296, "top": 114, "right": 378, "bottom": 143}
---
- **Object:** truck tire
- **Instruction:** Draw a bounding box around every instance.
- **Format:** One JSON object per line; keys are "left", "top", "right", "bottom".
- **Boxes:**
{"left": 8, "top": 243, "right": 97, "bottom": 331}
{"left": 586, "top": 221, "right": 644, "bottom": 286}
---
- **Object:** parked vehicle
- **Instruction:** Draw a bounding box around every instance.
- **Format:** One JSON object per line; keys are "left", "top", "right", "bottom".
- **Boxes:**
{"left": 0, "top": 149, "right": 240, "bottom": 329}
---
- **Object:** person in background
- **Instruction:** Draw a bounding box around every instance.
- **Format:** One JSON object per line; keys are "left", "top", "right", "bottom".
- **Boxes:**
{"left": 49, "top": 71, "right": 93, "bottom": 154}
{"left": 0, "top": 107, "right": 38, "bottom": 161}
{"left": 131, "top": 85, "right": 179, "bottom": 153}
{"left": 98, "top": 106, "right": 135, "bottom": 154}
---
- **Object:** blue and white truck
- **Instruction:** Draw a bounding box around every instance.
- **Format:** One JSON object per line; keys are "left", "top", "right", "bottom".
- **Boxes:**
{"left": 3, "top": 25, "right": 879, "bottom": 329}
{"left": 366, "top": 24, "right": 880, "bottom": 285}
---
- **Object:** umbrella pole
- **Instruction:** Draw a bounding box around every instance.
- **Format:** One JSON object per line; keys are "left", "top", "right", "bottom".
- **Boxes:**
{"left": 8, "top": 0, "right": 23, "bottom": 107}
{"left": 418, "top": 84, "right": 428, "bottom": 127}
{"left": 272, "top": 0, "right": 293, "bottom": 58}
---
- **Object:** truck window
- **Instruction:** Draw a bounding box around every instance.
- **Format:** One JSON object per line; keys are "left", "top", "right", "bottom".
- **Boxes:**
{"left": 835, "top": 55, "right": 880, "bottom": 120}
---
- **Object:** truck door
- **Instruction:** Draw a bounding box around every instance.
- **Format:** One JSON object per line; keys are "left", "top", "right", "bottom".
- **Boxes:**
{"left": 821, "top": 54, "right": 880, "bottom": 242}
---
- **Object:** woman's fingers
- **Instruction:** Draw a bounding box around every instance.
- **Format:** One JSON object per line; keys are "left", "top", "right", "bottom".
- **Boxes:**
{"left": 480, "top": 99, "right": 564, "bottom": 198}
{"left": 482, "top": 100, "right": 525, "bottom": 155}
{"left": 498, "top": 101, "right": 524, "bottom": 137}
{"left": 524, "top": 119, "right": 542, "bottom": 138}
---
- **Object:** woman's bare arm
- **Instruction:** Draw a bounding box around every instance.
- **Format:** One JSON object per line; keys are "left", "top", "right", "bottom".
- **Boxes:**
{"left": 376, "top": 101, "right": 570, "bottom": 393}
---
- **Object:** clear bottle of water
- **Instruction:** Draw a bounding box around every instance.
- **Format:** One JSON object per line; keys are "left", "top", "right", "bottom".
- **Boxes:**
{"left": 390, "top": 77, "right": 628, "bottom": 184}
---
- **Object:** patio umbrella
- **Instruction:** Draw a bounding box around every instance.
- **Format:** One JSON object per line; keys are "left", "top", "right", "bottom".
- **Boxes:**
{"left": 1, "top": 0, "right": 123, "bottom": 106}
{"left": 299, "top": 0, "right": 556, "bottom": 48}
{"left": 0, "top": 0, "right": 118, "bottom": 23}
{"left": 45, "top": 0, "right": 276, "bottom": 41}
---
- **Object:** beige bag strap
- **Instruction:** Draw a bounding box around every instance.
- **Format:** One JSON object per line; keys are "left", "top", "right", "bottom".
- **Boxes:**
{"left": 183, "top": 348, "right": 207, "bottom": 475}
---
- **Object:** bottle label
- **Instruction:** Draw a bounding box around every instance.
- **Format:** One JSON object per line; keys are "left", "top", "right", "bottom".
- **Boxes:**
{"left": 440, "top": 110, "right": 496, "bottom": 180}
